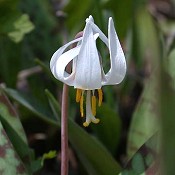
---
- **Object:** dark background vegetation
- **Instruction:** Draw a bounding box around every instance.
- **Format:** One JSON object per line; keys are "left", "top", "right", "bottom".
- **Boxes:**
{"left": 0, "top": 0, "right": 175, "bottom": 174}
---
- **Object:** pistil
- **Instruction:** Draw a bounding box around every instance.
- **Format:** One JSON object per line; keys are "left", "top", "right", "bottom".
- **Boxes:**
{"left": 76, "top": 89, "right": 101, "bottom": 126}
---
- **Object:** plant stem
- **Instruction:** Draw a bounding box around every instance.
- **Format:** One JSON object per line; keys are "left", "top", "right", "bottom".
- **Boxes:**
{"left": 61, "top": 84, "right": 69, "bottom": 175}
{"left": 60, "top": 31, "right": 83, "bottom": 175}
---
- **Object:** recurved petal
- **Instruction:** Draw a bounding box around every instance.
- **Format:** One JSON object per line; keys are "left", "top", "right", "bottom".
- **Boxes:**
{"left": 53, "top": 46, "right": 81, "bottom": 86}
{"left": 103, "top": 17, "right": 126, "bottom": 85}
{"left": 88, "top": 20, "right": 108, "bottom": 47}
{"left": 74, "top": 21, "right": 102, "bottom": 90}
{"left": 50, "top": 36, "right": 83, "bottom": 73}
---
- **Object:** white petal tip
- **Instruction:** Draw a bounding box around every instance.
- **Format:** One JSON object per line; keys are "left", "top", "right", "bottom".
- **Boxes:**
{"left": 89, "top": 15, "right": 93, "bottom": 19}
{"left": 109, "top": 17, "right": 113, "bottom": 21}
{"left": 86, "top": 15, "right": 94, "bottom": 23}
{"left": 109, "top": 17, "right": 114, "bottom": 26}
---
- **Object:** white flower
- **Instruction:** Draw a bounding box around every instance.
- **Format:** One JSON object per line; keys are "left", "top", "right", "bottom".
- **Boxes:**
{"left": 50, "top": 15, "right": 126, "bottom": 127}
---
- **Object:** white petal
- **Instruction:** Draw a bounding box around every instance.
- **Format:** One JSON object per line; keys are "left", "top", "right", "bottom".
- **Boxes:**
{"left": 86, "top": 15, "right": 94, "bottom": 23}
{"left": 103, "top": 17, "right": 126, "bottom": 85}
{"left": 74, "top": 22, "right": 102, "bottom": 90}
{"left": 54, "top": 46, "right": 81, "bottom": 86}
{"left": 50, "top": 37, "right": 82, "bottom": 73}
{"left": 88, "top": 21, "right": 108, "bottom": 47}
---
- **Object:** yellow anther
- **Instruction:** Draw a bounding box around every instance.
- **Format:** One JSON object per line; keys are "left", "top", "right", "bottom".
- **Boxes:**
{"left": 80, "top": 95, "right": 84, "bottom": 117}
{"left": 92, "top": 118, "right": 100, "bottom": 124}
{"left": 76, "top": 89, "right": 82, "bottom": 102}
{"left": 91, "top": 95, "right": 96, "bottom": 116}
{"left": 83, "top": 122, "right": 89, "bottom": 127}
{"left": 97, "top": 89, "right": 103, "bottom": 106}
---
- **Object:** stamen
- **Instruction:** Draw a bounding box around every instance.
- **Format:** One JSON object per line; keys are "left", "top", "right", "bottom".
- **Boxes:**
{"left": 83, "top": 122, "right": 89, "bottom": 127}
{"left": 92, "top": 118, "right": 100, "bottom": 124}
{"left": 80, "top": 91, "right": 84, "bottom": 117}
{"left": 91, "top": 95, "right": 96, "bottom": 116}
{"left": 76, "top": 89, "right": 82, "bottom": 102}
{"left": 98, "top": 89, "right": 103, "bottom": 106}
{"left": 83, "top": 90, "right": 100, "bottom": 127}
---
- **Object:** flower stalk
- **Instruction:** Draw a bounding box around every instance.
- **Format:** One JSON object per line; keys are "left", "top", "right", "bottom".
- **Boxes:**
{"left": 61, "top": 32, "right": 84, "bottom": 175}
{"left": 61, "top": 83, "right": 69, "bottom": 175}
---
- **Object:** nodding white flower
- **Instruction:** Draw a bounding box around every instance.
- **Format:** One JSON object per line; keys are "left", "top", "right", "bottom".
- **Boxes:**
{"left": 50, "top": 15, "right": 126, "bottom": 127}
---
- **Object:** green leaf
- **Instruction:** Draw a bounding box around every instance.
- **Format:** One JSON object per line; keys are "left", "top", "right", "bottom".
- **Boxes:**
{"left": 46, "top": 89, "right": 121, "bottom": 175}
{"left": 127, "top": 7, "right": 161, "bottom": 159}
{"left": 29, "top": 150, "right": 57, "bottom": 173}
{"left": 8, "top": 14, "right": 34, "bottom": 43}
{"left": 4, "top": 87, "right": 121, "bottom": 175}
{"left": 131, "top": 8, "right": 161, "bottom": 68}
{"left": 0, "top": 88, "right": 27, "bottom": 143}
{"left": 0, "top": 1, "right": 34, "bottom": 42}
{"left": 91, "top": 103, "right": 121, "bottom": 154}
{"left": 69, "top": 121, "right": 121, "bottom": 175}
{"left": 0, "top": 87, "right": 35, "bottom": 173}
{"left": 104, "top": 0, "right": 133, "bottom": 38}
{"left": 127, "top": 73, "right": 160, "bottom": 158}
{"left": 35, "top": 59, "right": 62, "bottom": 87}
{"left": 166, "top": 49, "right": 175, "bottom": 89}
{"left": 131, "top": 153, "right": 145, "bottom": 173}
{"left": 45, "top": 89, "right": 61, "bottom": 123}
{"left": 121, "top": 134, "right": 159, "bottom": 175}
{"left": 35, "top": 59, "right": 53, "bottom": 79}
{"left": 64, "top": 0, "right": 92, "bottom": 33}
{"left": 0, "top": 0, "right": 20, "bottom": 34}
{"left": 41, "top": 150, "right": 57, "bottom": 165}
{"left": 2, "top": 87, "right": 58, "bottom": 126}
{"left": 0, "top": 121, "right": 28, "bottom": 175}
{"left": 0, "top": 115, "right": 34, "bottom": 173}
{"left": 160, "top": 49, "right": 175, "bottom": 174}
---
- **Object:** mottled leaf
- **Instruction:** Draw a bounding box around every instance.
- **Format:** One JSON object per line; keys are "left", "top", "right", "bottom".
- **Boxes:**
{"left": 160, "top": 49, "right": 175, "bottom": 175}
{"left": 121, "top": 134, "right": 159, "bottom": 175}
{"left": 0, "top": 121, "right": 28, "bottom": 175}
{"left": 127, "top": 73, "right": 160, "bottom": 158}
{"left": 4, "top": 87, "right": 121, "bottom": 175}
{"left": 127, "top": 7, "right": 161, "bottom": 159}
{"left": 0, "top": 88, "right": 27, "bottom": 143}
